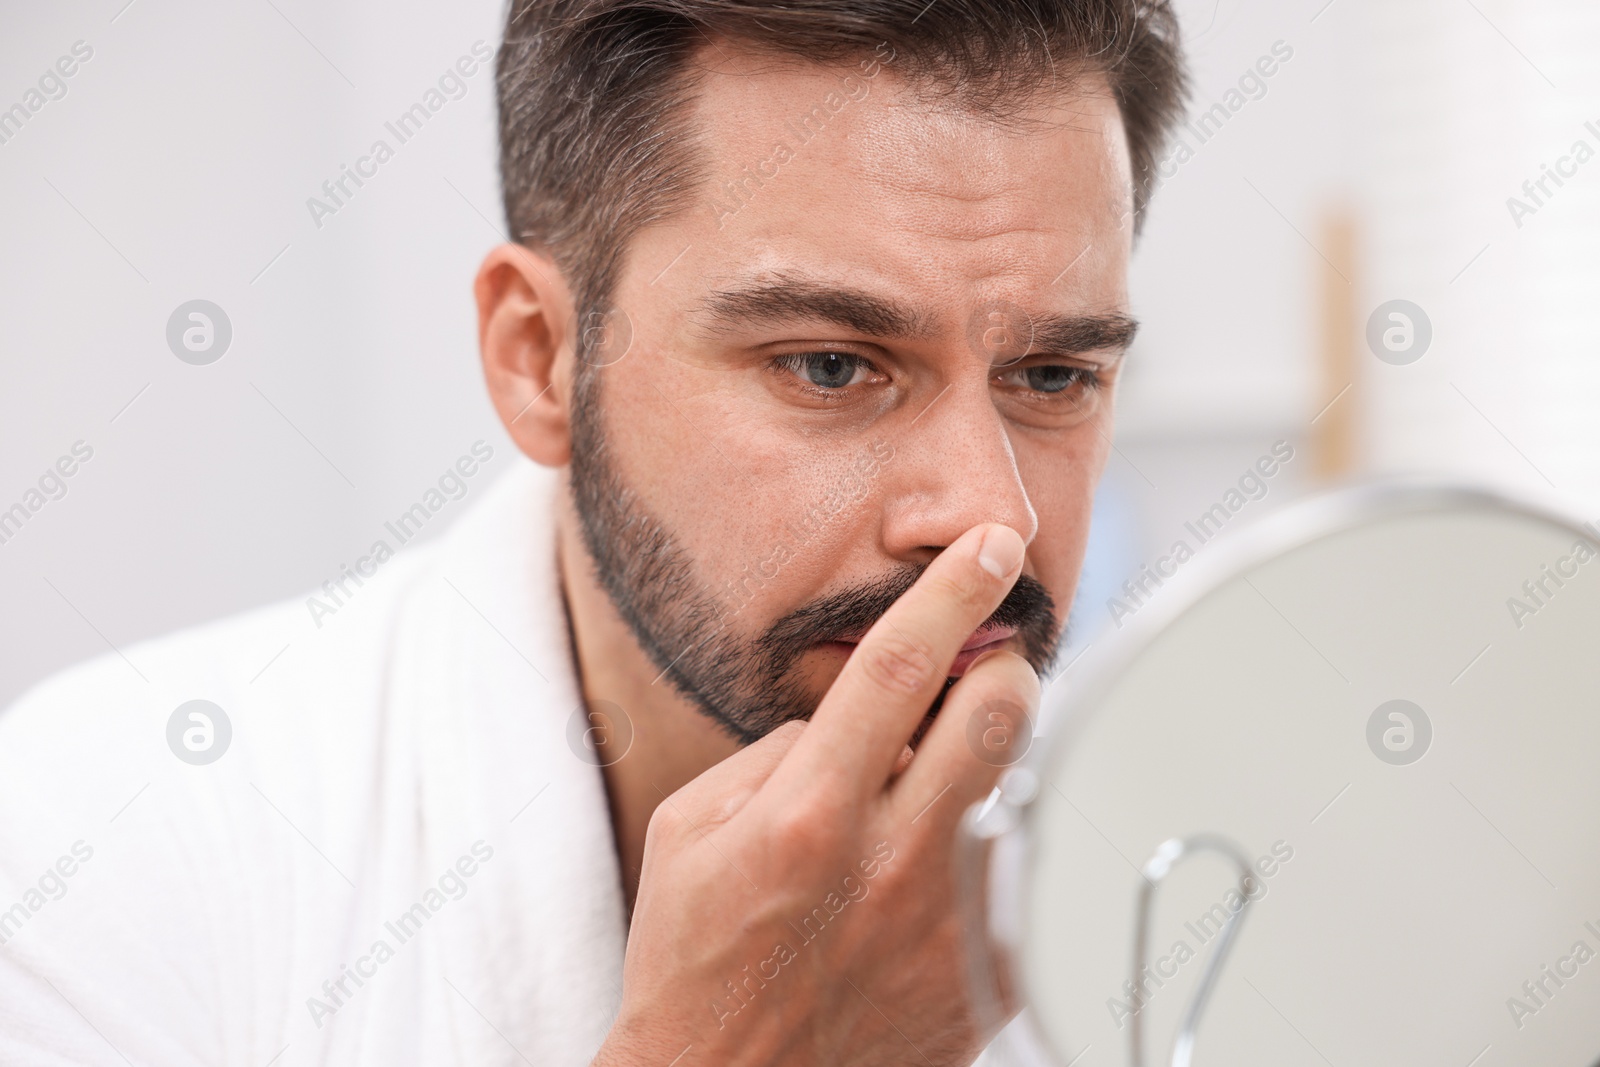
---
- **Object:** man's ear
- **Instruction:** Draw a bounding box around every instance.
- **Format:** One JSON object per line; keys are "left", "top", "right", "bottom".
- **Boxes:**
{"left": 475, "top": 243, "right": 575, "bottom": 467}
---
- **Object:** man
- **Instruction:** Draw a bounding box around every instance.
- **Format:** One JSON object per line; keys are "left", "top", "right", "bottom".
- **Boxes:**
{"left": 0, "top": 0, "right": 1184, "bottom": 1063}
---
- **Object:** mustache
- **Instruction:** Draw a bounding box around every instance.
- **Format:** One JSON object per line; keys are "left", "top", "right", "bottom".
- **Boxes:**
{"left": 756, "top": 565, "right": 1059, "bottom": 665}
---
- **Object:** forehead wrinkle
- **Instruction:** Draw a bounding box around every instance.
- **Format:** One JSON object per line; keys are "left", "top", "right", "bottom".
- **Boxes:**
{"left": 814, "top": 148, "right": 1084, "bottom": 269}
{"left": 855, "top": 163, "right": 1086, "bottom": 248}
{"left": 842, "top": 104, "right": 1126, "bottom": 244}
{"left": 847, "top": 91, "right": 1108, "bottom": 181}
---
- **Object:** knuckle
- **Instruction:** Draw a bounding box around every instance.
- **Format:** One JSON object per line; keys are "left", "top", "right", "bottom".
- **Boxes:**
{"left": 645, "top": 795, "right": 693, "bottom": 843}
{"left": 767, "top": 800, "right": 837, "bottom": 857}
{"left": 859, "top": 636, "right": 936, "bottom": 695}
{"left": 764, "top": 718, "right": 808, "bottom": 748}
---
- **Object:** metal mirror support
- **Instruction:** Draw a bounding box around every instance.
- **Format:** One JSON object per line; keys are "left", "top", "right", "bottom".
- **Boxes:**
{"left": 1131, "top": 837, "right": 1254, "bottom": 1067}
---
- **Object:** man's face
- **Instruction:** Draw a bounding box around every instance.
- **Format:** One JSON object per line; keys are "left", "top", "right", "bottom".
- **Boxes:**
{"left": 568, "top": 43, "right": 1134, "bottom": 743}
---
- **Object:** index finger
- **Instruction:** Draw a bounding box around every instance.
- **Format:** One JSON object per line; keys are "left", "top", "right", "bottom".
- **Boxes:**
{"left": 765, "top": 523, "right": 1026, "bottom": 800}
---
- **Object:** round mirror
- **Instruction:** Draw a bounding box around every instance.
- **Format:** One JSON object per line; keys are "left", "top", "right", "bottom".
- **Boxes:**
{"left": 976, "top": 484, "right": 1600, "bottom": 1067}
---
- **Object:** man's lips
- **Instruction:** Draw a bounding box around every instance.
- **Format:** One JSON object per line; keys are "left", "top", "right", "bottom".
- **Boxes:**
{"left": 824, "top": 624, "right": 1016, "bottom": 678}
{"left": 949, "top": 625, "right": 1016, "bottom": 675}
{"left": 958, "top": 625, "right": 1015, "bottom": 653}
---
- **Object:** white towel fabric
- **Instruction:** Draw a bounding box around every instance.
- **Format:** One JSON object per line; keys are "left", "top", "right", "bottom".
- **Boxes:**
{"left": 0, "top": 457, "right": 628, "bottom": 1066}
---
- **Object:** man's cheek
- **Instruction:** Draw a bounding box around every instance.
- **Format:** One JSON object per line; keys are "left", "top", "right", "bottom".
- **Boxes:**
{"left": 756, "top": 543, "right": 790, "bottom": 580}
{"left": 1023, "top": 495, "right": 1094, "bottom": 610}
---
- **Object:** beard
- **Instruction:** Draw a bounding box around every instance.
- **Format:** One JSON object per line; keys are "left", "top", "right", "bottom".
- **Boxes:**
{"left": 567, "top": 371, "right": 1063, "bottom": 745}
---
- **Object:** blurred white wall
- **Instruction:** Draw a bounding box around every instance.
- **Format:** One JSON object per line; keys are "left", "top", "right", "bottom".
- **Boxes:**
{"left": 2, "top": 0, "right": 1597, "bottom": 705}
{"left": 1362, "top": 0, "right": 1600, "bottom": 497}
{"left": 1081, "top": 0, "right": 1362, "bottom": 650}
{"left": 1086, "top": 0, "right": 1600, "bottom": 654}
{"left": 0, "top": 0, "right": 512, "bottom": 704}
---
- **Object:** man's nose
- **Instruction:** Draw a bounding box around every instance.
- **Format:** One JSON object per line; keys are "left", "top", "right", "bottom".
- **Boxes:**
{"left": 878, "top": 382, "right": 1038, "bottom": 564}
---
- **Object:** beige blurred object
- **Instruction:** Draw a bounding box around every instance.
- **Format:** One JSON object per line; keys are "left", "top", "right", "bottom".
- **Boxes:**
{"left": 1311, "top": 210, "right": 1360, "bottom": 482}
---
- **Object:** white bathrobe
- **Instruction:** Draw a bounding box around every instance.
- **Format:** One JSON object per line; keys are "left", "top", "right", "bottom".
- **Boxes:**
{"left": 0, "top": 458, "right": 628, "bottom": 1066}
{"left": 0, "top": 457, "right": 1023, "bottom": 1067}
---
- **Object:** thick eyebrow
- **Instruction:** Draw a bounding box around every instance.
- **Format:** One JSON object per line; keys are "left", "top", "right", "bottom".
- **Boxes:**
{"left": 696, "top": 271, "right": 1138, "bottom": 356}
{"left": 698, "top": 274, "right": 934, "bottom": 339}
{"left": 1028, "top": 312, "right": 1139, "bottom": 357}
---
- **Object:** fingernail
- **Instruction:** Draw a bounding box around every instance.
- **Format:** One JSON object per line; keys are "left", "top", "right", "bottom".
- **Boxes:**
{"left": 977, "top": 525, "right": 1024, "bottom": 579}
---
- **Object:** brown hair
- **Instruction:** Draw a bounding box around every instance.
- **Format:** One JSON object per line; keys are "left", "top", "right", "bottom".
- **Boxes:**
{"left": 497, "top": 0, "right": 1187, "bottom": 339}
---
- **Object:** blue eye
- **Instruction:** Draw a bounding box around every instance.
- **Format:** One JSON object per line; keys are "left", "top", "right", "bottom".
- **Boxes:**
{"left": 1009, "top": 365, "right": 1097, "bottom": 394}
{"left": 787, "top": 352, "right": 866, "bottom": 389}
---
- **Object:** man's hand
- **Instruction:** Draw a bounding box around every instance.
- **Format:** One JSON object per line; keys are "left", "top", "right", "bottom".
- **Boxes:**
{"left": 593, "top": 524, "right": 1039, "bottom": 1067}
